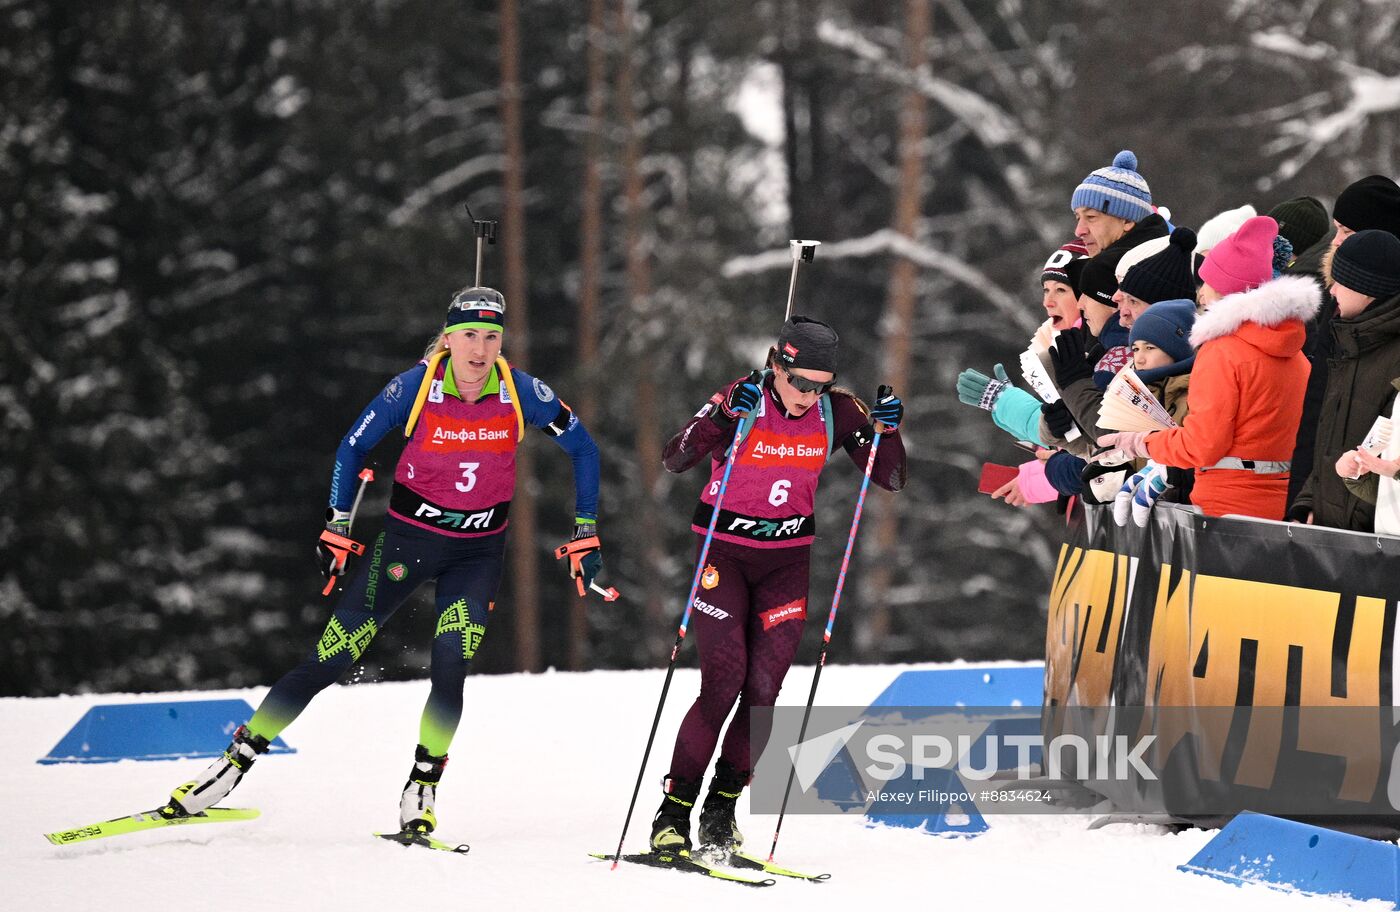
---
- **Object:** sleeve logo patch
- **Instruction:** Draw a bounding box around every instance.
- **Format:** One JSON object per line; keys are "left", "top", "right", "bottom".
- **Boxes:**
{"left": 533, "top": 378, "right": 555, "bottom": 402}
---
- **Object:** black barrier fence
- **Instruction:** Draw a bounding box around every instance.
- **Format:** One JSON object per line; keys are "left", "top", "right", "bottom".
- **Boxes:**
{"left": 1045, "top": 503, "right": 1400, "bottom": 826}
{"left": 750, "top": 705, "right": 1400, "bottom": 819}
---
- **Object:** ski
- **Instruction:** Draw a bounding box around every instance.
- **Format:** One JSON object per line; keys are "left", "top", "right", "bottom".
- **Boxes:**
{"left": 375, "top": 829, "right": 470, "bottom": 854}
{"left": 719, "top": 848, "right": 830, "bottom": 882}
{"left": 589, "top": 851, "right": 775, "bottom": 887}
{"left": 45, "top": 806, "right": 260, "bottom": 846}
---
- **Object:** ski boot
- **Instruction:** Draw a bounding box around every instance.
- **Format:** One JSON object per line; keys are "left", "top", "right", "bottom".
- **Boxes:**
{"left": 697, "top": 760, "right": 748, "bottom": 856}
{"left": 649, "top": 774, "right": 702, "bottom": 854}
{"left": 167, "top": 724, "right": 270, "bottom": 817}
{"left": 399, "top": 745, "right": 448, "bottom": 834}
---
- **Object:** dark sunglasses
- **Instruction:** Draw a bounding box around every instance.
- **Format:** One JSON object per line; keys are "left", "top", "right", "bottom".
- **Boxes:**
{"left": 780, "top": 365, "right": 834, "bottom": 395}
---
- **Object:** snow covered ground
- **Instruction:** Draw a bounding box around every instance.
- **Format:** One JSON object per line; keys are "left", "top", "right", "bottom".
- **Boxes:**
{"left": 2, "top": 663, "right": 1372, "bottom": 911}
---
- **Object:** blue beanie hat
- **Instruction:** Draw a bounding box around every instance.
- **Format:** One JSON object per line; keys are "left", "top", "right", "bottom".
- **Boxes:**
{"left": 1129, "top": 298, "right": 1196, "bottom": 364}
{"left": 1070, "top": 150, "right": 1154, "bottom": 222}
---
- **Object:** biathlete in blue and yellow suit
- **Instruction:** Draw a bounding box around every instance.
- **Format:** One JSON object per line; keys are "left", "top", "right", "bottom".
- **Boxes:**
{"left": 168, "top": 286, "right": 604, "bottom": 836}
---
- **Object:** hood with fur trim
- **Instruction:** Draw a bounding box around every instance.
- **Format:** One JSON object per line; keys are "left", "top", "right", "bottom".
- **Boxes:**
{"left": 1190, "top": 274, "right": 1322, "bottom": 356}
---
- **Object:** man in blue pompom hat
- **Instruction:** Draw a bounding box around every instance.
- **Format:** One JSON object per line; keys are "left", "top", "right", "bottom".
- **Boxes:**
{"left": 1071, "top": 150, "right": 1156, "bottom": 258}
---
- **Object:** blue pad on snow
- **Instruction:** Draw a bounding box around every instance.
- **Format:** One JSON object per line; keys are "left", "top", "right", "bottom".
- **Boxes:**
{"left": 864, "top": 767, "right": 987, "bottom": 836}
{"left": 868, "top": 664, "right": 1044, "bottom": 710}
{"left": 811, "top": 744, "right": 867, "bottom": 811}
{"left": 958, "top": 713, "right": 1042, "bottom": 773}
{"left": 1178, "top": 812, "right": 1400, "bottom": 905}
{"left": 38, "top": 699, "right": 295, "bottom": 764}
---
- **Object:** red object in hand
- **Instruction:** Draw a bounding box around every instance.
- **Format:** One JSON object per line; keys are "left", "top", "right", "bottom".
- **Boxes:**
{"left": 319, "top": 529, "right": 367, "bottom": 596}
{"left": 978, "top": 462, "right": 1019, "bottom": 495}
{"left": 553, "top": 536, "right": 601, "bottom": 597}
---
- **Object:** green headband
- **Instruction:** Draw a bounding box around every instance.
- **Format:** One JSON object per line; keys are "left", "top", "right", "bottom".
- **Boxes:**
{"left": 444, "top": 286, "right": 506, "bottom": 333}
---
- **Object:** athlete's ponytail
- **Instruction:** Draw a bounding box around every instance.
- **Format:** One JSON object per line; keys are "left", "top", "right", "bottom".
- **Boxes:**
{"left": 422, "top": 332, "right": 449, "bottom": 361}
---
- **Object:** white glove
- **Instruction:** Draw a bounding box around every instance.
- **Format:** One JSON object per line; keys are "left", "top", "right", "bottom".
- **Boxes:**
{"left": 1097, "top": 431, "right": 1153, "bottom": 460}
{"left": 1112, "top": 461, "right": 1171, "bottom": 527}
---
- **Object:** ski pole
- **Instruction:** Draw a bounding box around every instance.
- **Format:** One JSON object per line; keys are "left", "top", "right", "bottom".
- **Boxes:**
{"left": 608, "top": 370, "right": 759, "bottom": 869}
{"left": 589, "top": 582, "right": 621, "bottom": 601}
{"left": 767, "top": 392, "right": 888, "bottom": 862}
{"left": 320, "top": 468, "right": 375, "bottom": 597}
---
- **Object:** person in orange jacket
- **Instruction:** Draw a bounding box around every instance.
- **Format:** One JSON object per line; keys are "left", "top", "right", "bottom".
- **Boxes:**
{"left": 1099, "top": 216, "right": 1322, "bottom": 520}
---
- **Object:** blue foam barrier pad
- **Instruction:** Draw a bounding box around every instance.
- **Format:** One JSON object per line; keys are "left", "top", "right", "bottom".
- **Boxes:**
{"left": 1178, "top": 812, "right": 1400, "bottom": 905}
{"left": 959, "top": 714, "right": 1042, "bottom": 773}
{"left": 812, "top": 745, "right": 867, "bottom": 811}
{"left": 868, "top": 664, "right": 1044, "bottom": 710}
{"left": 38, "top": 699, "right": 295, "bottom": 764}
{"left": 864, "top": 767, "right": 988, "bottom": 837}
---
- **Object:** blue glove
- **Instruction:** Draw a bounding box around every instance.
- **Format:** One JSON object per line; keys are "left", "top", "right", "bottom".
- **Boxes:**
{"left": 1112, "top": 461, "right": 1170, "bottom": 527}
{"left": 1043, "top": 451, "right": 1086, "bottom": 496}
{"left": 720, "top": 372, "right": 763, "bottom": 419}
{"left": 871, "top": 386, "right": 903, "bottom": 430}
{"left": 956, "top": 364, "right": 1011, "bottom": 411}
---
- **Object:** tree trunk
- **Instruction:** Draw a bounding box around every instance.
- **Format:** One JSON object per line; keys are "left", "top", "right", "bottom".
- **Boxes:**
{"left": 500, "top": 0, "right": 540, "bottom": 672}
{"left": 860, "top": 0, "right": 929, "bottom": 660}
{"left": 571, "top": 0, "right": 608, "bottom": 670}
{"left": 617, "top": 0, "right": 667, "bottom": 648}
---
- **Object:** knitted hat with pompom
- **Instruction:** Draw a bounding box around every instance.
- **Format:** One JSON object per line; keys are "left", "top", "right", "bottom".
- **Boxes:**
{"left": 1070, "top": 150, "right": 1154, "bottom": 222}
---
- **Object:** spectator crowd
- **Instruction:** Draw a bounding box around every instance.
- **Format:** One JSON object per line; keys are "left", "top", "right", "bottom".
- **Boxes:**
{"left": 956, "top": 151, "right": 1400, "bottom": 535}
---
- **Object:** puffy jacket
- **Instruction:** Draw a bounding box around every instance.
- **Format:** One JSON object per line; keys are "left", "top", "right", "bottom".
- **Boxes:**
{"left": 1284, "top": 232, "right": 1337, "bottom": 508}
{"left": 1145, "top": 275, "right": 1320, "bottom": 519}
{"left": 1291, "top": 289, "right": 1400, "bottom": 530}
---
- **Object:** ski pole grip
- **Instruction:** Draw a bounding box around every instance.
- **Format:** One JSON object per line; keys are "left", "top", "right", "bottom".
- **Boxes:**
{"left": 319, "top": 530, "right": 365, "bottom": 597}
{"left": 553, "top": 537, "right": 600, "bottom": 560}
{"left": 878, "top": 384, "right": 892, "bottom": 401}
{"left": 321, "top": 530, "right": 366, "bottom": 556}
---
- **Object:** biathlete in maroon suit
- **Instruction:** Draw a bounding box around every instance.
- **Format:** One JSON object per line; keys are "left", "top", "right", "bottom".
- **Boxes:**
{"left": 166, "top": 286, "right": 604, "bottom": 838}
{"left": 649, "top": 315, "right": 906, "bottom": 854}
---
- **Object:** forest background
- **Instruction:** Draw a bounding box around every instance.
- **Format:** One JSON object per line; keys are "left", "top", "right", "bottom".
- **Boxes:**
{"left": 5, "top": 0, "right": 1399, "bottom": 695}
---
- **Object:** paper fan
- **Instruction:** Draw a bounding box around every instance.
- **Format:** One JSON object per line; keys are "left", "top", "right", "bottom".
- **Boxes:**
{"left": 1097, "top": 368, "right": 1177, "bottom": 433}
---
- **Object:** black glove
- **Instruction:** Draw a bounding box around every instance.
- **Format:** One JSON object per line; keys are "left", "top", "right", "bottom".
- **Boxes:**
{"left": 720, "top": 372, "right": 763, "bottom": 420}
{"left": 1049, "top": 327, "right": 1093, "bottom": 388}
{"left": 871, "top": 386, "right": 903, "bottom": 431}
{"left": 1042, "top": 400, "right": 1075, "bottom": 438}
{"left": 316, "top": 508, "right": 362, "bottom": 580}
